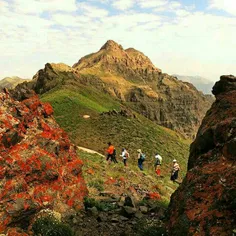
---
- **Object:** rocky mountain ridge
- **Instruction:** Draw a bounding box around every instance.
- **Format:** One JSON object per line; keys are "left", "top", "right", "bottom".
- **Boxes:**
{"left": 73, "top": 40, "right": 161, "bottom": 80}
{"left": 13, "top": 40, "right": 214, "bottom": 139}
{"left": 167, "top": 75, "right": 236, "bottom": 235}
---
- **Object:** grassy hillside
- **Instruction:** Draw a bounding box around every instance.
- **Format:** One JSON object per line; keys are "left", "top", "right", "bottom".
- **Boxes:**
{"left": 78, "top": 149, "right": 181, "bottom": 206}
{"left": 41, "top": 87, "right": 190, "bottom": 184}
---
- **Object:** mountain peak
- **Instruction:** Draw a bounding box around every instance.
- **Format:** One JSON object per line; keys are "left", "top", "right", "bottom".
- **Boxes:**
{"left": 100, "top": 40, "right": 123, "bottom": 51}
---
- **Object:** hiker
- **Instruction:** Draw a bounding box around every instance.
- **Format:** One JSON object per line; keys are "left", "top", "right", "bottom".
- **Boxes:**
{"left": 106, "top": 142, "right": 118, "bottom": 163}
{"left": 120, "top": 148, "right": 129, "bottom": 166}
{"left": 137, "top": 149, "right": 145, "bottom": 171}
{"left": 155, "top": 153, "right": 162, "bottom": 176}
{"left": 112, "top": 148, "right": 118, "bottom": 163}
{"left": 170, "top": 159, "right": 180, "bottom": 182}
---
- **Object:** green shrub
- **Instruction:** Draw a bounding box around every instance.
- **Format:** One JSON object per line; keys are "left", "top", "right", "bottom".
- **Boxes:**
{"left": 84, "top": 197, "right": 116, "bottom": 211}
{"left": 139, "top": 226, "right": 167, "bottom": 236}
{"left": 88, "top": 179, "right": 104, "bottom": 191}
{"left": 134, "top": 218, "right": 167, "bottom": 236}
{"left": 32, "top": 215, "right": 73, "bottom": 236}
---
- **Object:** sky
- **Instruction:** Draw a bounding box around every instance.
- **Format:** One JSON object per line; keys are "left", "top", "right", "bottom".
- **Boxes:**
{"left": 0, "top": 0, "right": 236, "bottom": 82}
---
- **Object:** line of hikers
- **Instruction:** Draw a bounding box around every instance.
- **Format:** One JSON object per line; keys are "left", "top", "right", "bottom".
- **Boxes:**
{"left": 106, "top": 142, "right": 180, "bottom": 183}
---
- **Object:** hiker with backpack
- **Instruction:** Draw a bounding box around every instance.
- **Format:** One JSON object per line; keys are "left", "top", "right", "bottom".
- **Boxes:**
{"left": 106, "top": 142, "right": 117, "bottom": 163}
{"left": 120, "top": 148, "right": 129, "bottom": 166}
{"left": 112, "top": 148, "right": 118, "bottom": 163}
{"left": 137, "top": 149, "right": 145, "bottom": 171}
{"left": 170, "top": 159, "right": 180, "bottom": 182}
{"left": 155, "top": 153, "right": 162, "bottom": 176}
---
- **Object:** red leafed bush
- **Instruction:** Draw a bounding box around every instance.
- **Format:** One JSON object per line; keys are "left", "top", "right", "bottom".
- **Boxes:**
{"left": 0, "top": 92, "right": 88, "bottom": 234}
{"left": 147, "top": 192, "right": 161, "bottom": 200}
{"left": 42, "top": 103, "right": 54, "bottom": 116}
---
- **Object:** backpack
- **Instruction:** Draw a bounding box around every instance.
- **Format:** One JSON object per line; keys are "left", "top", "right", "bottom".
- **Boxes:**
{"left": 113, "top": 149, "right": 116, "bottom": 156}
{"left": 125, "top": 152, "right": 129, "bottom": 158}
{"left": 140, "top": 153, "right": 145, "bottom": 161}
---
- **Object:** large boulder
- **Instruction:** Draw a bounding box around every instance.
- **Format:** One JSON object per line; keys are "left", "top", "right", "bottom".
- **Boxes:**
{"left": 167, "top": 75, "right": 236, "bottom": 235}
{"left": 0, "top": 92, "right": 87, "bottom": 234}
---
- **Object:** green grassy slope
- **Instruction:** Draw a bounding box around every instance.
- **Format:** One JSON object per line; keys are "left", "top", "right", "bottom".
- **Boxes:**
{"left": 41, "top": 87, "right": 190, "bottom": 183}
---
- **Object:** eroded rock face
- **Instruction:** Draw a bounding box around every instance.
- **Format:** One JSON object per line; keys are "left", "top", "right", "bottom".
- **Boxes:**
{"left": 0, "top": 92, "right": 87, "bottom": 233}
{"left": 167, "top": 75, "right": 236, "bottom": 235}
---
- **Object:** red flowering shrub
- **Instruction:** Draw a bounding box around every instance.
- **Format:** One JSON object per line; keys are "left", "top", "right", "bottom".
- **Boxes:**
{"left": 147, "top": 192, "right": 161, "bottom": 200}
{"left": 42, "top": 103, "right": 54, "bottom": 117}
{"left": 0, "top": 92, "right": 88, "bottom": 234}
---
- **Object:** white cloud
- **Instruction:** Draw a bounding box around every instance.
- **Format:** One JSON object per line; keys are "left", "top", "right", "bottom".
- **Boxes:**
{"left": 208, "top": 0, "right": 236, "bottom": 15}
{"left": 137, "top": 0, "right": 168, "bottom": 8}
{"left": 77, "top": 2, "right": 109, "bottom": 18}
{"left": 112, "top": 0, "right": 135, "bottom": 10}
{"left": 52, "top": 14, "right": 79, "bottom": 26}
{"left": 0, "top": 0, "right": 235, "bottom": 82}
{"left": 153, "top": 0, "right": 183, "bottom": 12}
{"left": 0, "top": 0, "right": 10, "bottom": 13}
{"left": 12, "top": 0, "right": 77, "bottom": 14}
{"left": 175, "top": 9, "right": 190, "bottom": 17}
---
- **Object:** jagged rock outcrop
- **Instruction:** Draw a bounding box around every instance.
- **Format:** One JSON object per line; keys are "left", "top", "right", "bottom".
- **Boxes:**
{"left": 167, "top": 75, "right": 236, "bottom": 235}
{"left": 73, "top": 40, "right": 161, "bottom": 79}
{"left": 0, "top": 91, "right": 87, "bottom": 234}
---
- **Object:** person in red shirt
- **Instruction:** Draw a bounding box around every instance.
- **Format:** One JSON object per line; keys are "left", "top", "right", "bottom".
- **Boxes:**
{"left": 106, "top": 142, "right": 118, "bottom": 163}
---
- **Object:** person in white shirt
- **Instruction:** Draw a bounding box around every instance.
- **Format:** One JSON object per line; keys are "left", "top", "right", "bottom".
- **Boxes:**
{"left": 155, "top": 153, "right": 162, "bottom": 176}
{"left": 170, "top": 159, "right": 180, "bottom": 182}
{"left": 120, "top": 148, "right": 129, "bottom": 166}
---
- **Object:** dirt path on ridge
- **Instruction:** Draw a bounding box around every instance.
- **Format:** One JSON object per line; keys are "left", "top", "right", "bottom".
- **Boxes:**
{"left": 77, "top": 146, "right": 105, "bottom": 157}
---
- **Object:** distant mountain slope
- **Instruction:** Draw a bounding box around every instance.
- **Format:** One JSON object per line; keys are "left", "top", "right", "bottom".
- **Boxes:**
{"left": 0, "top": 76, "right": 30, "bottom": 90}
{"left": 173, "top": 74, "right": 214, "bottom": 94}
{"left": 73, "top": 40, "right": 214, "bottom": 139}
{"left": 14, "top": 40, "right": 213, "bottom": 139}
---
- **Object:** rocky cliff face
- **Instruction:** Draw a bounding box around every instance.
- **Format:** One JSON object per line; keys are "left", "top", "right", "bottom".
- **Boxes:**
{"left": 73, "top": 40, "right": 161, "bottom": 81}
{"left": 167, "top": 75, "right": 236, "bottom": 235}
{"left": 73, "top": 40, "right": 214, "bottom": 139}
{"left": 0, "top": 91, "right": 87, "bottom": 234}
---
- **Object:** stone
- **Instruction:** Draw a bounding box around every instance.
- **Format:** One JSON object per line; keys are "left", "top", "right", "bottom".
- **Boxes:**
{"left": 117, "top": 201, "right": 124, "bottom": 207}
{"left": 122, "top": 206, "right": 137, "bottom": 217}
{"left": 99, "top": 191, "right": 115, "bottom": 197}
{"left": 139, "top": 206, "right": 148, "bottom": 214}
{"left": 124, "top": 196, "right": 136, "bottom": 208}
{"left": 134, "top": 211, "right": 143, "bottom": 219}
{"left": 111, "top": 217, "right": 120, "bottom": 223}
{"left": 212, "top": 75, "right": 236, "bottom": 95}
{"left": 72, "top": 218, "right": 78, "bottom": 224}
{"left": 97, "top": 213, "right": 107, "bottom": 222}
{"left": 120, "top": 216, "right": 129, "bottom": 221}
{"left": 88, "top": 206, "right": 98, "bottom": 216}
